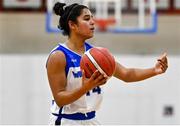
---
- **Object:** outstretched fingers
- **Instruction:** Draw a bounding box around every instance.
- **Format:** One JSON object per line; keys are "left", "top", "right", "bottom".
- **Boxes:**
{"left": 157, "top": 60, "right": 168, "bottom": 72}
{"left": 158, "top": 53, "right": 168, "bottom": 64}
{"left": 156, "top": 52, "right": 168, "bottom": 73}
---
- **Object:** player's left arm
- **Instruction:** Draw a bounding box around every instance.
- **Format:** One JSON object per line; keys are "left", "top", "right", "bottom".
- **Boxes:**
{"left": 113, "top": 53, "right": 168, "bottom": 83}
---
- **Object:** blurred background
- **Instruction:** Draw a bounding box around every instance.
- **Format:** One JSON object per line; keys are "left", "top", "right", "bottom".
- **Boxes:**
{"left": 0, "top": 0, "right": 180, "bottom": 125}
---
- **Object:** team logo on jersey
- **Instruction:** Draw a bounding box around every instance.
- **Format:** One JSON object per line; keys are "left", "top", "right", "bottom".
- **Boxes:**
{"left": 71, "top": 59, "right": 77, "bottom": 63}
{"left": 72, "top": 71, "right": 82, "bottom": 78}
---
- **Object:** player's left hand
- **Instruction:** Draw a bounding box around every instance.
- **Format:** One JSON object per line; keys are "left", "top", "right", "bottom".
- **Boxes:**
{"left": 155, "top": 52, "right": 168, "bottom": 74}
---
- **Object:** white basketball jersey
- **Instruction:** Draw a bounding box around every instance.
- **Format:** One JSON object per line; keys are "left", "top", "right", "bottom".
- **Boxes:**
{"left": 49, "top": 42, "right": 103, "bottom": 116}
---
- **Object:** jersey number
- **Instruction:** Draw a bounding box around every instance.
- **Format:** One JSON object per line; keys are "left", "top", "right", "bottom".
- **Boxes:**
{"left": 86, "top": 86, "right": 101, "bottom": 96}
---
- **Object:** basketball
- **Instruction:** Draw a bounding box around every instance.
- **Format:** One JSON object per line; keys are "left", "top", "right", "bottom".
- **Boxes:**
{"left": 80, "top": 47, "right": 116, "bottom": 78}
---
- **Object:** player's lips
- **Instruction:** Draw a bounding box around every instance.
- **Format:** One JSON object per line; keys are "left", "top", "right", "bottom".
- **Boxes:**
{"left": 90, "top": 27, "right": 95, "bottom": 31}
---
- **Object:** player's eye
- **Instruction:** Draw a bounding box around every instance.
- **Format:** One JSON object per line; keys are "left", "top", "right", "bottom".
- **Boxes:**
{"left": 84, "top": 15, "right": 91, "bottom": 21}
{"left": 84, "top": 17, "right": 90, "bottom": 21}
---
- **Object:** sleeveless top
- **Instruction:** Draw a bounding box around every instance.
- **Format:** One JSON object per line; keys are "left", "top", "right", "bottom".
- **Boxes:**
{"left": 48, "top": 42, "right": 103, "bottom": 115}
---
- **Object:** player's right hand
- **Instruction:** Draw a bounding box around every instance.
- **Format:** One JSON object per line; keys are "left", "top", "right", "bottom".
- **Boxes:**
{"left": 82, "top": 70, "right": 108, "bottom": 90}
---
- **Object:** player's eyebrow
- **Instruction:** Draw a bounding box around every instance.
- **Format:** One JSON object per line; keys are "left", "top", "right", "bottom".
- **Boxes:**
{"left": 84, "top": 14, "right": 94, "bottom": 18}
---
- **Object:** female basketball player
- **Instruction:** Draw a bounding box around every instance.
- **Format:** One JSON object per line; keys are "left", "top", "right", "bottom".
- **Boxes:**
{"left": 46, "top": 2, "right": 168, "bottom": 125}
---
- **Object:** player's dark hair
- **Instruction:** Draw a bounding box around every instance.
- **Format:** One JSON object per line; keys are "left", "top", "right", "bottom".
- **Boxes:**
{"left": 53, "top": 2, "right": 88, "bottom": 36}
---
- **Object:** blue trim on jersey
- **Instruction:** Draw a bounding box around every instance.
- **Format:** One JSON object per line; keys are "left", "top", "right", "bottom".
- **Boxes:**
{"left": 52, "top": 100, "right": 55, "bottom": 105}
{"left": 55, "top": 107, "right": 63, "bottom": 125}
{"left": 52, "top": 111, "right": 96, "bottom": 121}
{"left": 84, "top": 42, "right": 93, "bottom": 51}
{"left": 50, "top": 42, "right": 93, "bottom": 77}
{"left": 55, "top": 44, "right": 80, "bottom": 76}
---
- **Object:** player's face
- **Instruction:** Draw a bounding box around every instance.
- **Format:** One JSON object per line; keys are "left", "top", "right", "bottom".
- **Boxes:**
{"left": 75, "top": 8, "right": 95, "bottom": 39}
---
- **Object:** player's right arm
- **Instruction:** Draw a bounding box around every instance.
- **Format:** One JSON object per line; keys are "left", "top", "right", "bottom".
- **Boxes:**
{"left": 46, "top": 51, "right": 107, "bottom": 107}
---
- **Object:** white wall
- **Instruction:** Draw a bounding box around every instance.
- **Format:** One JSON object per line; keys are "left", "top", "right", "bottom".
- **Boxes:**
{"left": 0, "top": 55, "right": 51, "bottom": 124}
{"left": 0, "top": 54, "right": 179, "bottom": 124}
{"left": 0, "top": 56, "right": 2, "bottom": 123}
{"left": 98, "top": 55, "right": 180, "bottom": 125}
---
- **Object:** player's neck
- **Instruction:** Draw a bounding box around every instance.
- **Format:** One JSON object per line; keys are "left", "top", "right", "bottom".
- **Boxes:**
{"left": 66, "top": 36, "right": 86, "bottom": 55}
{"left": 68, "top": 33, "right": 85, "bottom": 44}
{"left": 67, "top": 34, "right": 86, "bottom": 48}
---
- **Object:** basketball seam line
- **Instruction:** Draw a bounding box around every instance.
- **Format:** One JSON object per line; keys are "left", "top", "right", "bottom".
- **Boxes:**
{"left": 82, "top": 55, "right": 95, "bottom": 77}
{"left": 85, "top": 50, "right": 109, "bottom": 78}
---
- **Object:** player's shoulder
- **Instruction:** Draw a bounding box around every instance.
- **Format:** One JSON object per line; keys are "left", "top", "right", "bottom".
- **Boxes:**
{"left": 47, "top": 43, "right": 66, "bottom": 66}
{"left": 50, "top": 50, "right": 65, "bottom": 59}
{"left": 46, "top": 50, "right": 66, "bottom": 70}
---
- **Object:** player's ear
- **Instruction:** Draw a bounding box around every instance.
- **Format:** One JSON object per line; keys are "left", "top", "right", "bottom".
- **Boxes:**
{"left": 68, "top": 20, "right": 76, "bottom": 30}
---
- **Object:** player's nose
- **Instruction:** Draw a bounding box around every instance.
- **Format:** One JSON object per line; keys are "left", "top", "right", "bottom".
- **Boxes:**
{"left": 90, "top": 18, "right": 95, "bottom": 25}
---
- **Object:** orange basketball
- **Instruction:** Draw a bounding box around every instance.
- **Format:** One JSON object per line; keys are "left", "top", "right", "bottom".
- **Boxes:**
{"left": 80, "top": 47, "right": 116, "bottom": 78}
